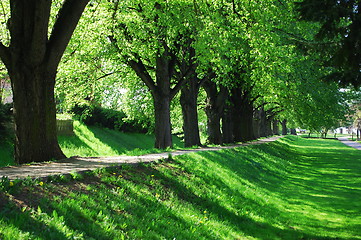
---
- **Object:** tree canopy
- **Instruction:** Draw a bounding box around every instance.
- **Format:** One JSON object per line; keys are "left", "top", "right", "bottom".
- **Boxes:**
{"left": 0, "top": 0, "right": 357, "bottom": 163}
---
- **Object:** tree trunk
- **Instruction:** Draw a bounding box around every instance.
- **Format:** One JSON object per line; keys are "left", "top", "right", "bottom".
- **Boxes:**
{"left": 259, "top": 107, "right": 274, "bottom": 137}
{"left": 259, "top": 108, "right": 267, "bottom": 137}
{"left": 238, "top": 103, "right": 255, "bottom": 142}
{"left": 281, "top": 119, "right": 288, "bottom": 135}
{"left": 0, "top": 0, "right": 89, "bottom": 164}
{"left": 203, "top": 80, "right": 227, "bottom": 145}
{"left": 10, "top": 66, "right": 65, "bottom": 163}
{"left": 153, "top": 93, "right": 172, "bottom": 149}
{"left": 265, "top": 119, "right": 273, "bottom": 136}
{"left": 222, "top": 102, "right": 234, "bottom": 144}
{"left": 180, "top": 76, "right": 201, "bottom": 147}
{"left": 272, "top": 120, "right": 280, "bottom": 135}
{"left": 290, "top": 128, "right": 297, "bottom": 135}
{"left": 152, "top": 53, "right": 174, "bottom": 149}
{"left": 205, "top": 108, "right": 223, "bottom": 144}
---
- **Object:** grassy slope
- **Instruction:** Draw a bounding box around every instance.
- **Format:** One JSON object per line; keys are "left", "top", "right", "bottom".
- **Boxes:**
{"left": 58, "top": 121, "right": 184, "bottom": 157}
{"left": 0, "top": 141, "right": 13, "bottom": 167}
{"left": 0, "top": 121, "right": 184, "bottom": 167}
{"left": 0, "top": 136, "right": 360, "bottom": 239}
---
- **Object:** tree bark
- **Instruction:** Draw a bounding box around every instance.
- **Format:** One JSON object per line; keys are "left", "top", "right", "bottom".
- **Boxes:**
{"left": 10, "top": 66, "right": 65, "bottom": 163}
{"left": 179, "top": 45, "right": 202, "bottom": 147}
{"left": 222, "top": 101, "right": 234, "bottom": 144}
{"left": 203, "top": 79, "right": 227, "bottom": 145}
{"left": 238, "top": 106, "right": 256, "bottom": 141}
{"left": 0, "top": 0, "right": 89, "bottom": 164}
{"left": 180, "top": 78, "right": 202, "bottom": 147}
{"left": 153, "top": 92, "right": 172, "bottom": 149}
{"left": 259, "top": 107, "right": 271, "bottom": 137}
{"left": 272, "top": 120, "right": 280, "bottom": 135}
{"left": 281, "top": 119, "right": 288, "bottom": 135}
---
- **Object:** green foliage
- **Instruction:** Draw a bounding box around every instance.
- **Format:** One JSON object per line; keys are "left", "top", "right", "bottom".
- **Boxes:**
{"left": 55, "top": 1, "right": 121, "bottom": 112}
{"left": 71, "top": 104, "right": 150, "bottom": 133}
{"left": 296, "top": 0, "right": 361, "bottom": 86}
{"left": 0, "top": 137, "right": 360, "bottom": 239}
{"left": 0, "top": 102, "right": 12, "bottom": 140}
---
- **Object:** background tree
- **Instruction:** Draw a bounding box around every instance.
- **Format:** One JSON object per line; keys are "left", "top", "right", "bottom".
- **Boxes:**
{"left": 108, "top": 0, "right": 201, "bottom": 149}
{"left": 296, "top": 0, "right": 361, "bottom": 87}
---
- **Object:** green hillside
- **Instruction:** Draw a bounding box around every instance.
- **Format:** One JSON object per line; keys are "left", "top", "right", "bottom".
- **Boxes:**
{"left": 1, "top": 136, "right": 360, "bottom": 239}
{"left": 0, "top": 121, "right": 184, "bottom": 167}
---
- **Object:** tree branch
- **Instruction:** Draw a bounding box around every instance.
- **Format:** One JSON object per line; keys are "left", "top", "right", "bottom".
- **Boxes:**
{"left": 128, "top": 59, "right": 156, "bottom": 93}
{"left": 46, "top": 0, "right": 89, "bottom": 71}
{"left": 96, "top": 71, "right": 121, "bottom": 81}
{"left": 28, "top": 0, "right": 51, "bottom": 64}
{"left": 198, "top": 70, "right": 216, "bottom": 89}
{"left": 170, "top": 76, "right": 187, "bottom": 100}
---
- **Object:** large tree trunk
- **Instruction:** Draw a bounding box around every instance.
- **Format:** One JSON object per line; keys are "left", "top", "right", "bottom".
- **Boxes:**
{"left": 152, "top": 54, "right": 173, "bottom": 149}
{"left": 0, "top": 0, "right": 89, "bottom": 164}
{"left": 238, "top": 107, "right": 256, "bottom": 142}
{"left": 203, "top": 80, "right": 227, "bottom": 145}
{"left": 180, "top": 76, "right": 201, "bottom": 147}
{"left": 222, "top": 102, "right": 234, "bottom": 144}
{"left": 153, "top": 93, "right": 172, "bottom": 149}
{"left": 205, "top": 107, "right": 223, "bottom": 144}
{"left": 236, "top": 101, "right": 255, "bottom": 142}
{"left": 180, "top": 86, "right": 201, "bottom": 147}
{"left": 229, "top": 87, "right": 257, "bottom": 142}
{"left": 11, "top": 66, "right": 65, "bottom": 163}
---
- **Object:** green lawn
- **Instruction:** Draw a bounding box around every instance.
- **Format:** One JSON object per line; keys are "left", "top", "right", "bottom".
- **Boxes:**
{"left": 0, "top": 120, "right": 184, "bottom": 167}
{"left": 58, "top": 121, "right": 184, "bottom": 157}
{"left": 0, "top": 136, "right": 360, "bottom": 239}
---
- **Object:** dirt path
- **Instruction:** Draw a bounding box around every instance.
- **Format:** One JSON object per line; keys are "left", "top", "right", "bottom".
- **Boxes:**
{"left": 0, "top": 136, "right": 282, "bottom": 180}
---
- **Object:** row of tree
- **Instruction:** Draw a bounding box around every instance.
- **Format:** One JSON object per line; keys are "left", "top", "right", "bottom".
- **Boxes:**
{"left": 0, "top": 0, "right": 357, "bottom": 164}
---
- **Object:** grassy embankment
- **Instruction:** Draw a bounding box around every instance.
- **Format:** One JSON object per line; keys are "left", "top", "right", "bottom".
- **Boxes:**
{"left": 0, "top": 120, "right": 184, "bottom": 167}
{"left": 0, "top": 136, "right": 360, "bottom": 239}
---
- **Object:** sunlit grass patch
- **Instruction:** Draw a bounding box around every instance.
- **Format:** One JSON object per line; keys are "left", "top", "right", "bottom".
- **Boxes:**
{"left": 58, "top": 120, "right": 183, "bottom": 158}
{"left": 0, "top": 136, "right": 360, "bottom": 239}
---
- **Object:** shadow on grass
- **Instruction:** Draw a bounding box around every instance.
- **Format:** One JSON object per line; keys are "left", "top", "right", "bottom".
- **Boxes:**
{"left": 167, "top": 137, "right": 361, "bottom": 239}
{"left": 59, "top": 122, "right": 184, "bottom": 157}
{"left": 0, "top": 192, "right": 68, "bottom": 239}
{"left": 0, "top": 136, "right": 360, "bottom": 239}
{"left": 0, "top": 142, "right": 14, "bottom": 167}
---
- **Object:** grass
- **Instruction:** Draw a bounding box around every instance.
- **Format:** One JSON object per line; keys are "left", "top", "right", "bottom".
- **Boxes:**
{"left": 0, "top": 136, "right": 360, "bottom": 239}
{"left": 0, "top": 140, "right": 13, "bottom": 167}
{"left": 58, "top": 120, "right": 184, "bottom": 157}
{"left": 0, "top": 121, "right": 184, "bottom": 167}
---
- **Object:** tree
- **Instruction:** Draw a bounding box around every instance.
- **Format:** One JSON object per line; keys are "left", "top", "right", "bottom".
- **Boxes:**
{"left": 109, "top": 0, "right": 200, "bottom": 149}
{"left": 203, "top": 78, "right": 228, "bottom": 144}
{"left": 296, "top": 0, "right": 361, "bottom": 86}
{"left": 55, "top": 1, "right": 122, "bottom": 112}
{"left": 179, "top": 51, "right": 204, "bottom": 147}
{"left": 0, "top": 0, "right": 89, "bottom": 164}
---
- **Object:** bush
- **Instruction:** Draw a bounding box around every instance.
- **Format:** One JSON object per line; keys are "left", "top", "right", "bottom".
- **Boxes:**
{"left": 70, "top": 104, "right": 149, "bottom": 133}
{"left": 0, "top": 103, "right": 12, "bottom": 137}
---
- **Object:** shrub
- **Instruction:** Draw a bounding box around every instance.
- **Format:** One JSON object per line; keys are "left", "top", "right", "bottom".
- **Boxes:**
{"left": 70, "top": 104, "right": 149, "bottom": 133}
{"left": 0, "top": 103, "right": 12, "bottom": 138}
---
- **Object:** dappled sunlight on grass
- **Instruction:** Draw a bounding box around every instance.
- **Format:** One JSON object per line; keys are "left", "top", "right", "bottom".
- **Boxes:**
{"left": 0, "top": 136, "right": 360, "bottom": 239}
{"left": 58, "top": 121, "right": 183, "bottom": 157}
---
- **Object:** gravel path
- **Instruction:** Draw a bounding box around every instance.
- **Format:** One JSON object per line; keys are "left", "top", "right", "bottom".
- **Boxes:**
{"left": 0, "top": 136, "right": 282, "bottom": 180}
